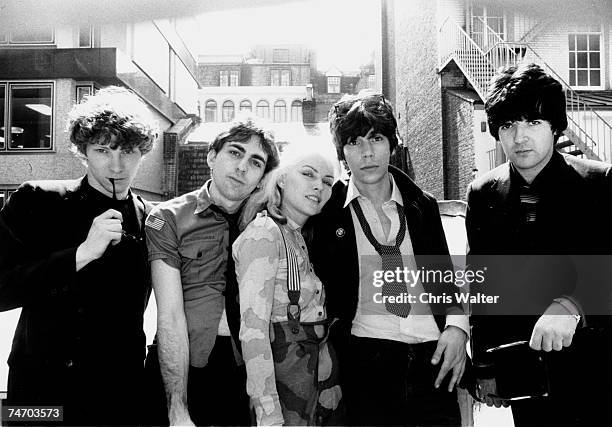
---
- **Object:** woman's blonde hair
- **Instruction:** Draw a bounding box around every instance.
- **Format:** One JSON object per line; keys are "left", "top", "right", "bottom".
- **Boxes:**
{"left": 240, "top": 137, "right": 339, "bottom": 229}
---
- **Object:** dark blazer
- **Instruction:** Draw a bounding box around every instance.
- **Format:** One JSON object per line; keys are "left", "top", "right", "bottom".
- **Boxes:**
{"left": 307, "top": 166, "right": 464, "bottom": 360}
{"left": 0, "top": 177, "right": 152, "bottom": 424}
{"left": 466, "top": 151, "right": 612, "bottom": 365}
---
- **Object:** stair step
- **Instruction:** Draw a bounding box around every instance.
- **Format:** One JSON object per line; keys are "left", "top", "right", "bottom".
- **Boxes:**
{"left": 567, "top": 149, "right": 583, "bottom": 156}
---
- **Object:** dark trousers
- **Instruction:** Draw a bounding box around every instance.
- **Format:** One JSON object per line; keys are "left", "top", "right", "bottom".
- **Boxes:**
{"left": 142, "top": 336, "right": 249, "bottom": 427}
{"left": 8, "top": 362, "right": 143, "bottom": 426}
{"left": 345, "top": 337, "right": 460, "bottom": 427}
{"left": 187, "top": 336, "right": 250, "bottom": 426}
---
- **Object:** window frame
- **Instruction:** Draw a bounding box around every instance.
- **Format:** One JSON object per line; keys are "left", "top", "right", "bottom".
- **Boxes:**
{"left": 78, "top": 25, "right": 94, "bottom": 48}
{"left": 3, "top": 28, "right": 55, "bottom": 45}
{"left": 229, "top": 70, "right": 239, "bottom": 87}
{"left": 222, "top": 100, "right": 235, "bottom": 122}
{"left": 273, "top": 100, "right": 287, "bottom": 123}
{"left": 327, "top": 76, "right": 341, "bottom": 94}
{"left": 204, "top": 99, "right": 218, "bottom": 122}
{"left": 290, "top": 100, "right": 302, "bottom": 122}
{"left": 256, "top": 100, "right": 270, "bottom": 119}
{"left": 568, "top": 29, "right": 604, "bottom": 90}
{"left": 1, "top": 81, "right": 55, "bottom": 153}
{"left": 220, "top": 70, "right": 229, "bottom": 87}
{"left": 239, "top": 99, "right": 252, "bottom": 113}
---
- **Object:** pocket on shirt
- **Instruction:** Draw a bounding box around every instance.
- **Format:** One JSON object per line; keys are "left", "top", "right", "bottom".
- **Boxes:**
{"left": 179, "top": 237, "right": 224, "bottom": 285}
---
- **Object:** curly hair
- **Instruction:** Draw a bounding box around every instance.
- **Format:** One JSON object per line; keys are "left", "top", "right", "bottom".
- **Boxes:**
{"left": 485, "top": 63, "right": 567, "bottom": 142}
{"left": 328, "top": 91, "right": 399, "bottom": 161}
{"left": 68, "top": 86, "right": 159, "bottom": 156}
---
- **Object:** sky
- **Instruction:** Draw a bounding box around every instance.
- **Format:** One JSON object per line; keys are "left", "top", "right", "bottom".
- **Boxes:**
{"left": 185, "top": 0, "right": 378, "bottom": 72}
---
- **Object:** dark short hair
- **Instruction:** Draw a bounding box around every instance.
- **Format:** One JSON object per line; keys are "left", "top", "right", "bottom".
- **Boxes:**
{"left": 68, "top": 86, "right": 159, "bottom": 156}
{"left": 485, "top": 63, "right": 567, "bottom": 142}
{"left": 328, "top": 91, "right": 399, "bottom": 161}
{"left": 210, "top": 115, "right": 279, "bottom": 173}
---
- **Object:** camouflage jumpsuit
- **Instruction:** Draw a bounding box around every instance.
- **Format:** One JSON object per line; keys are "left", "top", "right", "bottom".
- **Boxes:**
{"left": 233, "top": 213, "right": 343, "bottom": 426}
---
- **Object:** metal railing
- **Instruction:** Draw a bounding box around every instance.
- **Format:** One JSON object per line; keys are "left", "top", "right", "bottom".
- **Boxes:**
{"left": 439, "top": 18, "right": 612, "bottom": 163}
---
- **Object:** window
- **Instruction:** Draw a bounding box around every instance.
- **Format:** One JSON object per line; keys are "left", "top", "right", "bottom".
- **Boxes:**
{"left": 240, "top": 100, "right": 252, "bottom": 113}
{"left": 290, "top": 100, "right": 302, "bottom": 122}
{"left": 222, "top": 100, "right": 235, "bottom": 122}
{"left": 274, "top": 100, "right": 286, "bottom": 122}
{"left": 79, "top": 25, "right": 93, "bottom": 48}
{"left": 470, "top": 5, "right": 505, "bottom": 49}
{"left": 273, "top": 49, "right": 289, "bottom": 63}
{"left": 76, "top": 85, "right": 93, "bottom": 104}
{"left": 205, "top": 100, "right": 217, "bottom": 122}
{"left": 256, "top": 100, "right": 270, "bottom": 119}
{"left": 220, "top": 70, "right": 229, "bottom": 87}
{"left": 271, "top": 70, "right": 290, "bottom": 86}
{"left": 569, "top": 32, "right": 602, "bottom": 88}
{"left": 327, "top": 76, "right": 341, "bottom": 93}
{"left": 0, "top": 85, "right": 5, "bottom": 149}
{"left": 1, "top": 83, "right": 53, "bottom": 151}
{"left": 368, "top": 74, "right": 376, "bottom": 89}
{"left": 8, "top": 27, "right": 54, "bottom": 44}
{"left": 229, "top": 71, "right": 239, "bottom": 87}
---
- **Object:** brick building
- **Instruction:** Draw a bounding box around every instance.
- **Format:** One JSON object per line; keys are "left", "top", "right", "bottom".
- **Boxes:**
{"left": 380, "top": 0, "right": 612, "bottom": 200}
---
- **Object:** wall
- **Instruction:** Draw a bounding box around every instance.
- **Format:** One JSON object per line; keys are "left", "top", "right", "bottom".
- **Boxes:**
{"left": 442, "top": 90, "right": 475, "bottom": 200}
{"left": 177, "top": 144, "right": 210, "bottom": 195}
{"left": 198, "top": 64, "right": 242, "bottom": 87}
{"left": 390, "top": 0, "right": 445, "bottom": 198}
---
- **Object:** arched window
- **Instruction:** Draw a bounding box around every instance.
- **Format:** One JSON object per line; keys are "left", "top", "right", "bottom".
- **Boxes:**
{"left": 256, "top": 100, "right": 269, "bottom": 119}
{"left": 204, "top": 100, "right": 217, "bottom": 122}
{"left": 273, "top": 100, "right": 286, "bottom": 123}
{"left": 222, "top": 100, "right": 234, "bottom": 122}
{"left": 239, "top": 100, "right": 252, "bottom": 113}
{"left": 290, "top": 100, "right": 302, "bottom": 122}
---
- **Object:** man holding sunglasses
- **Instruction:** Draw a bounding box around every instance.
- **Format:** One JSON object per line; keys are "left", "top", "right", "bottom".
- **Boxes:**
{"left": 0, "top": 86, "right": 158, "bottom": 425}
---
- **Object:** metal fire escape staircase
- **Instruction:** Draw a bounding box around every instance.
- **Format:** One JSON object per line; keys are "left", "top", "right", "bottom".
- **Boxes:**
{"left": 439, "top": 17, "right": 612, "bottom": 164}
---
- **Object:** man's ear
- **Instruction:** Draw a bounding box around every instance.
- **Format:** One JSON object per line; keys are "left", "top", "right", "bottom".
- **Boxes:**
{"left": 207, "top": 149, "right": 217, "bottom": 169}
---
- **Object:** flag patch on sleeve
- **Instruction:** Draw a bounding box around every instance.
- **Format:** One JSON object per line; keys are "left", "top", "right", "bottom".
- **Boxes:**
{"left": 145, "top": 214, "right": 165, "bottom": 231}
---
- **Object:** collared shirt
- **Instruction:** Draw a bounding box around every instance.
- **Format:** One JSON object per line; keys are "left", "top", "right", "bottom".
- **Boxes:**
{"left": 146, "top": 180, "right": 232, "bottom": 368}
{"left": 233, "top": 212, "right": 326, "bottom": 426}
{"left": 345, "top": 175, "right": 469, "bottom": 343}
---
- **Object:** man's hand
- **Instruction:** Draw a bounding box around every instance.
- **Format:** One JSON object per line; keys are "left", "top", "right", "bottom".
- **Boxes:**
{"left": 477, "top": 377, "right": 509, "bottom": 408}
{"left": 431, "top": 325, "right": 468, "bottom": 391}
{"left": 76, "top": 209, "right": 123, "bottom": 271}
{"left": 529, "top": 302, "right": 578, "bottom": 351}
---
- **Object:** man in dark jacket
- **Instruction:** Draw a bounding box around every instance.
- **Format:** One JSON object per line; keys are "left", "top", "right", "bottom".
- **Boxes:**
{"left": 308, "top": 92, "right": 468, "bottom": 426}
{"left": 466, "top": 63, "right": 612, "bottom": 426}
{"left": 0, "top": 86, "right": 158, "bottom": 426}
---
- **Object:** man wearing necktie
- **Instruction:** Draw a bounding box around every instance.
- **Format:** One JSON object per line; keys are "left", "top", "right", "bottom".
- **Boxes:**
{"left": 307, "top": 92, "right": 469, "bottom": 426}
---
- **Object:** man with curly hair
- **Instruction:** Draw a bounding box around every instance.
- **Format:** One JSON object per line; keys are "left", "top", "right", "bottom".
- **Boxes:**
{"left": 0, "top": 86, "right": 159, "bottom": 426}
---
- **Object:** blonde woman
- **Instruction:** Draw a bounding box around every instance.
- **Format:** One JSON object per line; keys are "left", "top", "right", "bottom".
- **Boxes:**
{"left": 233, "top": 141, "right": 344, "bottom": 426}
